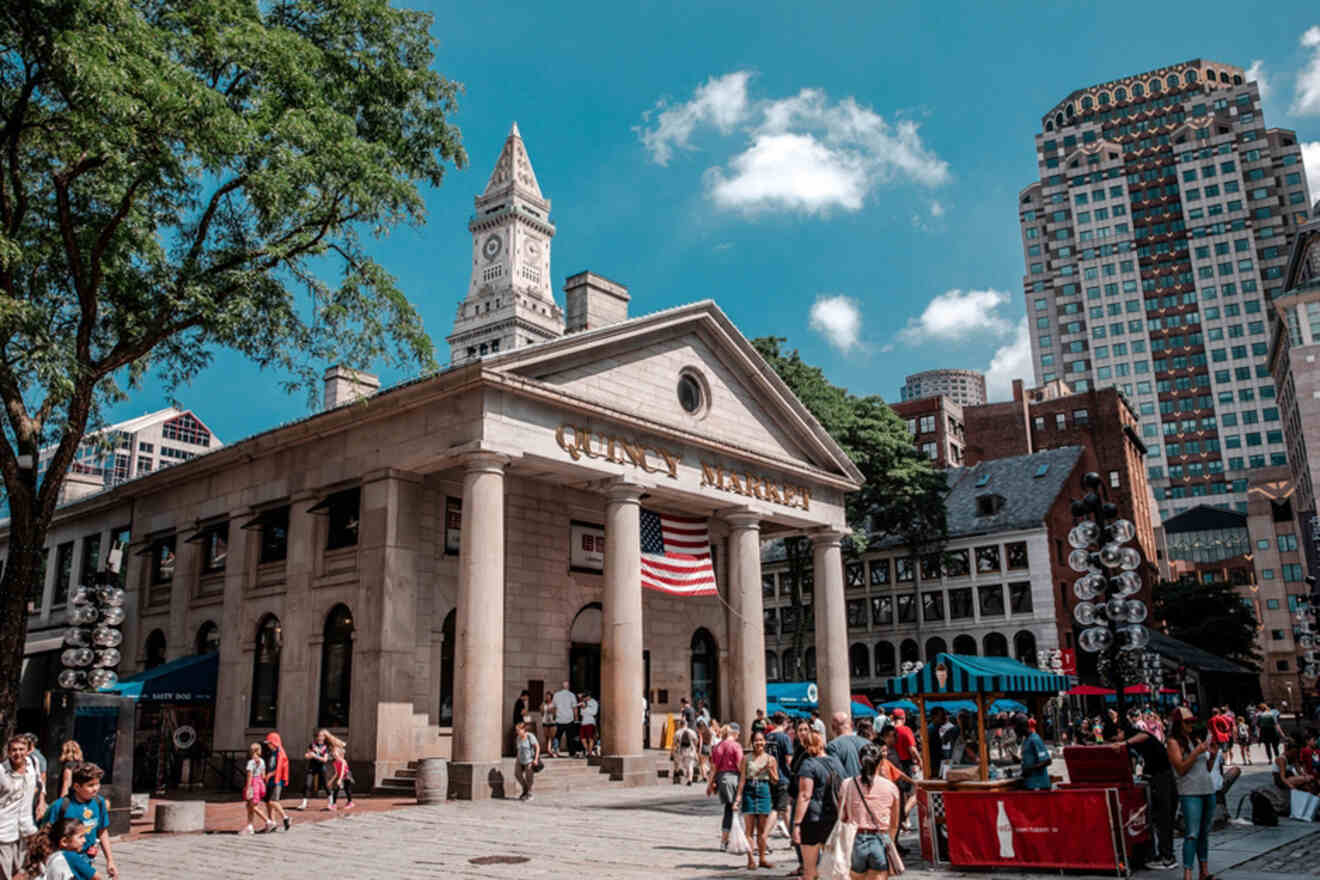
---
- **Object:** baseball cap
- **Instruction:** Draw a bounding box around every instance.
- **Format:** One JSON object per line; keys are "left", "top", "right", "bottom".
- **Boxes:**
{"left": 891, "top": 708, "right": 906, "bottom": 719}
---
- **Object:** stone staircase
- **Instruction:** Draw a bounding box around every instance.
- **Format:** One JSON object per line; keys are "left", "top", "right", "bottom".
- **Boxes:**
{"left": 375, "top": 750, "right": 677, "bottom": 798}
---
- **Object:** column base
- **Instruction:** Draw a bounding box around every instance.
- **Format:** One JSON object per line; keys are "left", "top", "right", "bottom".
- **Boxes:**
{"left": 600, "top": 754, "right": 657, "bottom": 787}
{"left": 448, "top": 760, "right": 508, "bottom": 800}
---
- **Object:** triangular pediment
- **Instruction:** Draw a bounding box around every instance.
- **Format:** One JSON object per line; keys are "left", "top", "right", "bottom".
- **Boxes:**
{"left": 481, "top": 121, "right": 544, "bottom": 202}
{"left": 482, "top": 302, "right": 863, "bottom": 487}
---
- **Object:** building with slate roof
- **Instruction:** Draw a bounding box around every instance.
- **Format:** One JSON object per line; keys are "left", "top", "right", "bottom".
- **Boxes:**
{"left": 761, "top": 446, "right": 1090, "bottom": 698}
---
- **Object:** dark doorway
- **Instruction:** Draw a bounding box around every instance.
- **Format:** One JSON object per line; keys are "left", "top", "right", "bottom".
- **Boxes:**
{"left": 690, "top": 628, "right": 719, "bottom": 713}
{"left": 570, "top": 603, "right": 602, "bottom": 698}
{"left": 439, "top": 609, "right": 455, "bottom": 726}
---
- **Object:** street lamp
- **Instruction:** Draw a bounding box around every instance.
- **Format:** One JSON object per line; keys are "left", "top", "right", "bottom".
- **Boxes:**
{"left": 1069, "top": 471, "right": 1147, "bottom": 711}
{"left": 58, "top": 563, "right": 126, "bottom": 691}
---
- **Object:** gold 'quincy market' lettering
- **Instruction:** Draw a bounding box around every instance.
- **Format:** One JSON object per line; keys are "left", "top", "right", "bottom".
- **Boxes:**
{"left": 700, "top": 462, "right": 811, "bottom": 511}
{"left": 555, "top": 424, "right": 680, "bottom": 479}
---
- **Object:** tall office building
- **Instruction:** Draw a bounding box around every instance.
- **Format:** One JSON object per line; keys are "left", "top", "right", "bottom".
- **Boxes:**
{"left": 1019, "top": 60, "right": 1312, "bottom": 523}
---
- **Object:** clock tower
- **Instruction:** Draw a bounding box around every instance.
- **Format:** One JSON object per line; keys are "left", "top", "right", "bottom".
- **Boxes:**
{"left": 447, "top": 122, "right": 565, "bottom": 364}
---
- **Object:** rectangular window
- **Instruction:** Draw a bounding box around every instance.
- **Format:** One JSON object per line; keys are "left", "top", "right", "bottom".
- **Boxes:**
{"left": 53, "top": 542, "right": 74, "bottom": 608}
{"left": 870, "top": 595, "right": 894, "bottom": 626}
{"left": 1283, "top": 563, "right": 1304, "bottom": 582}
{"left": 896, "top": 557, "right": 915, "bottom": 582}
{"left": 868, "top": 558, "right": 890, "bottom": 586}
{"left": 315, "top": 488, "right": 361, "bottom": 551}
{"left": 943, "top": 549, "right": 970, "bottom": 578}
{"left": 922, "top": 591, "right": 945, "bottom": 622}
{"left": 978, "top": 583, "right": 1005, "bottom": 617}
{"left": 79, "top": 533, "right": 102, "bottom": 586}
{"left": 151, "top": 536, "right": 176, "bottom": 585}
{"left": 976, "top": 545, "right": 1000, "bottom": 573}
{"left": 1005, "top": 541, "right": 1029, "bottom": 570}
{"left": 896, "top": 593, "right": 917, "bottom": 624}
{"left": 1008, "top": 581, "right": 1033, "bottom": 614}
{"left": 257, "top": 506, "right": 290, "bottom": 564}
{"left": 948, "top": 587, "right": 974, "bottom": 620}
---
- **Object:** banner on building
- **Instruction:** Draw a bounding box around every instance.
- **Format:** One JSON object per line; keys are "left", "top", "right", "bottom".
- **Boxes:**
{"left": 570, "top": 521, "right": 605, "bottom": 573}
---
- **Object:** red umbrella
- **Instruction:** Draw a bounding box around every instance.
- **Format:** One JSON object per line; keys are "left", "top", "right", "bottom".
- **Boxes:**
{"left": 1159, "top": 688, "right": 1179, "bottom": 694}
{"left": 1124, "top": 684, "right": 1153, "bottom": 695}
{"left": 1067, "top": 684, "right": 1116, "bottom": 696}
{"left": 851, "top": 694, "right": 875, "bottom": 709}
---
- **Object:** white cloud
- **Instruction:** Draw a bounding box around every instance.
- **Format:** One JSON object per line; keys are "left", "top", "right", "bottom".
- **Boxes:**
{"left": 808, "top": 294, "right": 863, "bottom": 353}
{"left": 929, "top": 200, "right": 945, "bottom": 217}
{"left": 1246, "top": 60, "right": 1270, "bottom": 100}
{"left": 984, "top": 320, "right": 1034, "bottom": 402}
{"left": 1293, "top": 26, "right": 1320, "bottom": 115}
{"left": 1303, "top": 141, "right": 1320, "bottom": 203}
{"left": 637, "top": 72, "right": 753, "bottom": 166}
{"left": 640, "top": 77, "right": 950, "bottom": 215}
{"left": 897, "top": 288, "right": 1013, "bottom": 345}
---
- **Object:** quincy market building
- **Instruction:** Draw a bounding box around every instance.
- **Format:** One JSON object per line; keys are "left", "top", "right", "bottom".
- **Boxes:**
{"left": 5, "top": 130, "right": 862, "bottom": 796}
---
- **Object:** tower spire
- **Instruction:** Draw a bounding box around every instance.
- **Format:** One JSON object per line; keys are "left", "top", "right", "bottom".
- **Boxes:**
{"left": 481, "top": 120, "right": 542, "bottom": 200}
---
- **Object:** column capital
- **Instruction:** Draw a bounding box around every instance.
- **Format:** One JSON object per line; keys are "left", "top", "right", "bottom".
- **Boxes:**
{"left": 603, "top": 480, "right": 646, "bottom": 504}
{"left": 459, "top": 451, "right": 512, "bottom": 475}
{"left": 722, "top": 510, "right": 761, "bottom": 531}
{"left": 810, "top": 528, "right": 850, "bottom": 548}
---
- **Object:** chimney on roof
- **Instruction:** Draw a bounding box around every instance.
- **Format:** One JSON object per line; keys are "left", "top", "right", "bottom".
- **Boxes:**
{"left": 1012, "top": 379, "right": 1024, "bottom": 403}
{"left": 323, "top": 366, "right": 380, "bottom": 411}
{"left": 563, "top": 272, "right": 629, "bottom": 334}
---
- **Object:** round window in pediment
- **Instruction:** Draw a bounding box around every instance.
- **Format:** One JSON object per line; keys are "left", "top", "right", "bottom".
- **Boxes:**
{"left": 677, "top": 374, "right": 703, "bottom": 414}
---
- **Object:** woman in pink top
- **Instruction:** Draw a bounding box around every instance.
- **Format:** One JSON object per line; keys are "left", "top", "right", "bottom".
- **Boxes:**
{"left": 838, "top": 743, "right": 901, "bottom": 879}
{"left": 705, "top": 724, "right": 744, "bottom": 851}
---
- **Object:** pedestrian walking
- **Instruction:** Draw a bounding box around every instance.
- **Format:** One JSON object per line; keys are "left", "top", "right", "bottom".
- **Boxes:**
{"left": 1017, "top": 715, "right": 1051, "bottom": 791}
{"left": 1167, "top": 707, "right": 1217, "bottom": 880}
{"left": 261, "top": 732, "right": 292, "bottom": 831}
{"left": 696, "top": 719, "right": 713, "bottom": 781}
{"left": 1, "top": 735, "right": 37, "bottom": 880}
{"left": 764, "top": 713, "right": 793, "bottom": 838}
{"left": 735, "top": 731, "right": 779, "bottom": 871}
{"left": 889, "top": 709, "right": 920, "bottom": 830}
{"left": 22, "top": 818, "right": 102, "bottom": 880}
{"left": 706, "top": 724, "right": 743, "bottom": 851}
{"left": 540, "top": 692, "right": 558, "bottom": 757}
{"left": 825, "top": 711, "right": 869, "bottom": 779}
{"left": 838, "top": 743, "right": 900, "bottom": 880}
{"left": 1237, "top": 715, "right": 1251, "bottom": 765}
{"left": 679, "top": 697, "right": 696, "bottom": 731}
{"left": 39, "top": 762, "right": 116, "bottom": 879}
{"left": 1257, "top": 702, "right": 1282, "bottom": 761}
{"left": 241, "top": 743, "right": 271, "bottom": 834}
{"left": 671, "top": 718, "right": 700, "bottom": 785}
{"left": 298, "top": 730, "right": 332, "bottom": 811}
{"left": 20, "top": 737, "right": 44, "bottom": 824}
{"left": 55, "top": 743, "right": 83, "bottom": 801}
{"left": 578, "top": 692, "right": 599, "bottom": 757}
{"left": 514, "top": 721, "right": 540, "bottom": 801}
{"left": 328, "top": 745, "right": 354, "bottom": 811}
{"left": 552, "top": 681, "right": 577, "bottom": 757}
{"left": 792, "top": 730, "right": 844, "bottom": 880}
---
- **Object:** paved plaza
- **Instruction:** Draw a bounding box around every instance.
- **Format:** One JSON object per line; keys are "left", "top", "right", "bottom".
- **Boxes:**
{"left": 112, "top": 759, "right": 1320, "bottom": 880}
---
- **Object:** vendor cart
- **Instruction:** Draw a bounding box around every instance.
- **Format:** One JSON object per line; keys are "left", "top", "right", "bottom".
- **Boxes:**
{"left": 885, "top": 653, "right": 1146, "bottom": 877}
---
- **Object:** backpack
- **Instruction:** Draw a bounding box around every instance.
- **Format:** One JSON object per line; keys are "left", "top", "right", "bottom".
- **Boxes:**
{"left": 1250, "top": 789, "right": 1279, "bottom": 826}
{"left": 1259, "top": 712, "right": 1277, "bottom": 733}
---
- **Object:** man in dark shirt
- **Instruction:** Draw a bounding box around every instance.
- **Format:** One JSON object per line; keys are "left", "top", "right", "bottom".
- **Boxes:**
{"left": 926, "top": 707, "right": 949, "bottom": 779}
{"left": 825, "top": 712, "right": 869, "bottom": 778}
{"left": 1120, "top": 720, "right": 1177, "bottom": 870}
{"left": 764, "top": 712, "right": 794, "bottom": 837}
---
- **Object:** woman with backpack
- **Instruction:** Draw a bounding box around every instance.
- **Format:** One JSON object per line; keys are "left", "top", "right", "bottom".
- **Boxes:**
{"left": 791, "top": 730, "right": 846, "bottom": 880}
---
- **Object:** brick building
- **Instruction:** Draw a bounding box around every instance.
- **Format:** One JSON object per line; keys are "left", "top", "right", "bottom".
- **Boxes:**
{"left": 891, "top": 395, "right": 966, "bottom": 467}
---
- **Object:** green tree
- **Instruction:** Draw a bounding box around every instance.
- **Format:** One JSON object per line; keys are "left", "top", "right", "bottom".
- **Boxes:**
{"left": 0, "top": 0, "right": 467, "bottom": 736}
{"left": 1153, "top": 578, "right": 1261, "bottom": 670}
{"left": 752, "top": 338, "right": 947, "bottom": 675}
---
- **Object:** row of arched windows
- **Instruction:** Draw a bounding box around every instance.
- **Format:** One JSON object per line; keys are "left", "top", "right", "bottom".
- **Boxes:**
{"left": 1046, "top": 67, "right": 1244, "bottom": 131}
{"left": 765, "top": 630, "right": 1039, "bottom": 682}
{"left": 141, "top": 604, "right": 355, "bottom": 730}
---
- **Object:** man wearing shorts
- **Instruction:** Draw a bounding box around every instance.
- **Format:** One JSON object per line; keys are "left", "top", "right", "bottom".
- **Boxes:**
{"left": 578, "top": 693, "right": 599, "bottom": 757}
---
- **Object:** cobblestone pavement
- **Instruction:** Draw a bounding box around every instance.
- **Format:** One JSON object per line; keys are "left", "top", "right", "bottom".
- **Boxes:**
{"left": 107, "top": 746, "right": 1317, "bottom": 879}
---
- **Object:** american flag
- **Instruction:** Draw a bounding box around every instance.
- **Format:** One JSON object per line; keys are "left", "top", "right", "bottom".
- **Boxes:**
{"left": 639, "top": 508, "right": 717, "bottom": 597}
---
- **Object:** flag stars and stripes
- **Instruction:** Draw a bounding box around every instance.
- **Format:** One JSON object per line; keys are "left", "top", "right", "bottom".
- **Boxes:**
{"left": 639, "top": 508, "right": 717, "bottom": 597}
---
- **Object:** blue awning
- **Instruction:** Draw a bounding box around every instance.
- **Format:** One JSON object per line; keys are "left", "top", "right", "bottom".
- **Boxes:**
{"left": 766, "top": 700, "right": 811, "bottom": 718}
{"left": 766, "top": 682, "right": 818, "bottom": 706}
{"left": 850, "top": 701, "right": 877, "bottom": 718}
{"left": 883, "top": 653, "right": 1071, "bottom": 697}
{"left": 102, "top": 651, "right": 217, "bottom": 702}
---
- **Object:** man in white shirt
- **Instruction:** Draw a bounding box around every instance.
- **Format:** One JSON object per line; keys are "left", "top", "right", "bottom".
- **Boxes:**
{"left": 0, "top": 735, "right": 37, "bottom": 880}
{"left": 552, "top": 681, "right": 578, "bottom": 757}
{"left": 578, "top": 693, "right": 600, "bottom": 757}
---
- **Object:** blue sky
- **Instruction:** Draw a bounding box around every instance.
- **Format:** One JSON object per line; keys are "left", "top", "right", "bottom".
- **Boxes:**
{"left": 109, "top": 2, "right": 1320, "bottom": 444}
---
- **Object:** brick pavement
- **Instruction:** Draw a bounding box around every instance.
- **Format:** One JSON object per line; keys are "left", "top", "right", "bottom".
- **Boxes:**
{"left": 123, "top": 792, "right": 413, "bottom": 841}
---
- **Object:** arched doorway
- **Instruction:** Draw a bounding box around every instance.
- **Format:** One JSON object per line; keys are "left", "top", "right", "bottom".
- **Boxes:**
{"left": 145, "top": 629, "right": 167, "bottom": 669}
{"left": 690, "top": 628, "right": 718, "bottom": 712}
{"left": 874, "top": 642, "right": 896, "bottom": 678}
{"left": 439, "top": 609, "right": 455, "bottom": 726}
{"left": 899, "top": 639, "right": 919, "bottom": 665}
{"left": 953, "top": 634, "right": 977, "bottom": 656}
{"left": 571, "top": 603, "right": 602, "bottom": 698}
{"left": 925, "top": 637, "right": 948, "bottom": 664}
{"left": 984, "top": 632, "right": 1009, "bottom": 657}
{"left": 194, "top": 621, "right": 219, "bottom": 655}
{"left": 850, "top": 643, "right": 870, "bottom": 679}
{"left": 1014, "top": 630, "right": 1038, "bottom": 667}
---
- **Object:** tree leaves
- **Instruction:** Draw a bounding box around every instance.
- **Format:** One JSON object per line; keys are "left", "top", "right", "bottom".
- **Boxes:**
{"left": 1153, "top": 578, "right": 1262, "bottom": 670}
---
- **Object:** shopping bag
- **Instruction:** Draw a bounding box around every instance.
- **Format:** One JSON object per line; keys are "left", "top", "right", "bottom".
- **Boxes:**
{"left": 816, "top": 820, "right": 857, "bottom": 880}
{"left": 728, "top": 811, "right": 751, "bottom": 855}
{"left": 1290, "top": 789, "right": 1319, "bottom": 821}
{"left": 886, "top": 836, "right": 906, "bottom": 876}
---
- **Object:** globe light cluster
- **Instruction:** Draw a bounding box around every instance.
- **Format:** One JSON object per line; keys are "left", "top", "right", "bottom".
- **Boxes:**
{"left": 1297, "top": 600, "right": 1318, "bottom": 679}
{"left": 1069, "top": 472, "right": 1149, "bottom": 660}
{"left": 58, "top": 582, "right": 126, "bottom": 691}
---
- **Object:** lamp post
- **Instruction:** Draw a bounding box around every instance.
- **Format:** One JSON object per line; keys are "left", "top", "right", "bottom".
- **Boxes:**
{"left": 1294, "top": 597, "right": 1317, "bottom": 717}
{"left": 58, "top": 567, "right": 126, "bottom": 692}
{"left": 1068, "top": 471, "right": 1147, "bottom": 715}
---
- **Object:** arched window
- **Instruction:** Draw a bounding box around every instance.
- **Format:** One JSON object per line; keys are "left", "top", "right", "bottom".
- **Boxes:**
{"left": 983, "top": 632, "right": 1008, "bottom": 657}
{"left": 1055, "top": 112, "right": 1064, "bottom": 127}
{"left": 1045, "top": 120, "right": 1054, "bottom": 132}
{"left": 805, "top": 647, "right": 817, "bottom": 680}
{"left": 1220, "top": 72, "right": 1231, "bottom": 84}
{"left": 874, "top": 642, "right": 896, "bottom": 678}
{"left": 766, "top": 650, "right": 780, "bottom": 682}
{"left": 1132, "top": 83, "right": 1144, "bottom": 98}
{"left": 1149, "top": 79, "right": 1162, "bottom": 94}
{"left": 1115, "top": 86, "right": 1127, "bottom": 101}
{"left": 144, "top": 629, "right": 167, "bottom": 669}
{"left": 195, "top": 621, "right": 219, "bottom": 655}
{"left": 1231, "top": 74, "right": 1242, "bottom": 85}
{"left": 690, "top": 628, "right": 718, "bottom": 711}
{"left": 249, "top": 615, "right": 282, "bottom": 727}
{"left": 1185, "top": 69, "right": 1198, "bottom": 84}
{"left": 925, "top": 637, "right": 948, "bottom": 663}
{"left": 439, "top": 609, "right": 455, "bottom": 725}
{"left": 1205, "top": 69, "right": 1216, "bottom": 84}
{"left": 850, "top": 643, "right": 870, "bottom": 679}
{"left": 899, "top": 639, "right": 919, "bottom": 665}
{"left": 1098, "top": 91, "right": 1110, "bottom": 106}
{"left": 1081, "top": 96, "right": 1092, "bottom": 110}
{"left": 1065, "top": 103, "right": 1074, "bottom": 118}
{"left": 319, "top": 605, "right": 354, "bottom": 728}
{"left": 570, "top": 603, "right": 602, "bottom": 699}
{"left": 1166, "top": 74, "right": 1179, "bottom": 89}
{"left": 1014, "top": 630, "right": 1038, "bottom": 667}
{"left": 953, "top": 634, "right": 978, "bottom": 656}
{"left": 782, "top": 648, "right": 801, "bottom": 682}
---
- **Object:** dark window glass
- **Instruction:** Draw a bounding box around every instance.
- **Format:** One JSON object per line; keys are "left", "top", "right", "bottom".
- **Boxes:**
{"left": 250, "top": 615, "right": 282, "bottom": 727}
{"left": 259, "top": 506, "right": 290, "bottom": 564}
{"left": 976, "top": 545, "right": 1000, "bottom": 573}
{"left": 324, "top": 488, "right": 360, "bottom": 550}
{"left": 318, "top": 605, "right": 354, "bottom": 727}
{"left": 920, "top": 554, "right": 941, "bottom": 580}
{"left": 870, "top": 596, "right": 894, "bottom": 626}
{"left": 846, "top": 562, "right": 864, "bottom": 588}
{"left": 53, "top": 542, "right": 74, "bottom": 607}
{"left": 869, "top": 559, "right": 890, "bottom": 585}
{"left": 780, "top": 606, "right": 800, "bottom": 633}
{"left": 1005, "top": 542, "right": 1030, "bottom": 570}
{"left": 850, "top": 644, "right": 870, "bottom": 679}
{"left": 763, "top": 607, "right": 778, "bottom": 634}
{"left": 922, "top": 591, "right": 945, "bottom": 621}
{"left": 943, "top": 549, "right": 970, "bottom": 578}
{"left": 978, "top": 583, "right": 1005, "bottom": 617}
{"left": 200, "top": 522, "right": 229, "bottom": 574}
{"left": 144, "top": 629, "right": 167, "bottom": 669}
{"left": 847, "top": 598, "right": 867, "bottom": 628}
{"left": 874, "top": 642, "right": 896, "bottom": 677}
{"left": 984, "top": 632, "right": 1009, "bottom": 657}
{"left": 897, "top": 593, "right": 917, "bottom": 623}
{"left": 762, "top": 574, "right": 776, "bottom": 598}
{"left": 953, "top": 634, "right": 978, "bottom": 655}
{"left": 151, "top": 537, "right": 176, "bottom": 584}
{"left": 896, "top": 557, "right": 915, "bottom": 582}
{"left": 195, "top": 621, "right": 220, "bottom": 654}
{"left": 1009, "top": 581, "right": 1034, "bottom": 614}
{"left": 80, "top": 534, "right": 102, "bottom": 586}
{"left": 948, "top": 587, "right": 974, "bottom": 619}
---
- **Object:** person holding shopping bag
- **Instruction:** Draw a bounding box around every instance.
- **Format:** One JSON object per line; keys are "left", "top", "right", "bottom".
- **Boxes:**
{"left": 838, "top": 743, "right": 902, "bottom": 879}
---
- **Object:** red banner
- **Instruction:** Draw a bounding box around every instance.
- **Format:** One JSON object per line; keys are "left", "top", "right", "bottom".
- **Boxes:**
{"left": 944, "top": 790, "right": 1119, "bottom": 871}
{"left": 1060, "top": 649, "right": 1077, "bottom": 675}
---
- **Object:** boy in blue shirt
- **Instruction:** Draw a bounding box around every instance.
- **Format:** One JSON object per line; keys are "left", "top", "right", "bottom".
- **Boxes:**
{"left": 1016, "top": 715, "right": 1052, "bottom": 790}
{"left": 41, "top": 762, "right": 117, "bottom": 879}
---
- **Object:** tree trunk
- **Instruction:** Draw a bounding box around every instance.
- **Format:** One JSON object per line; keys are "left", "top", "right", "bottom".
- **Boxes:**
{"left": 0, "top": 520, "right": 45, "bottom": 740}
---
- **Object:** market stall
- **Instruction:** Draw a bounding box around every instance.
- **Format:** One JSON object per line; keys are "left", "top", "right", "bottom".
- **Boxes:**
{"left": 884, "top": 652, "right": 1148, "bottom": 877}
{"left": 765, "top": 682, "right": 877, "bottom": 721}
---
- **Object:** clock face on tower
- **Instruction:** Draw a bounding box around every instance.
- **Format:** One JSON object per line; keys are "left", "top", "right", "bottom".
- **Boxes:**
{"left": 482, "top": 234, "right": 502, "bottom": 262}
